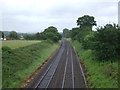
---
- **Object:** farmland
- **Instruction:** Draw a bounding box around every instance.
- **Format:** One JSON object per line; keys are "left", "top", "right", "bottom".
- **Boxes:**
{"left": 2, "top": 40, "right": 41, "bottom": 49}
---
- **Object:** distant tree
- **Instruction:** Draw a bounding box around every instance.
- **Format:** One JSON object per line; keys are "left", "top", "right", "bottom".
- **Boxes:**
{"left": 2, "top": 32, "right": 4, "bottom": 39}
{"left": 77, "top": 15, "right": 97, "bottom": 30}
{"left": 70, "top": 28, "right": 78, "bottom": 40}
{"left": 0, "top": 31, "right": 4, "bottom": 39}
{"left": 35, "top": 32, "right": 41, "bottom": 40}
{"left": 45, "top": 32, "right": 59, "bottom": 42}
{"left": 70, "top": 26, "right": 92, "bottom": 43}
{"left": 23, "top": 34, "right": 31, "bottom": 40}
{"left": 43, "top": 26, "right": 62, "bottom": 42}
{"left": 8, "top": 31, "right": 19, "bottom": 40}
{"left": 40, "top": 32, "right": 47, "bottom": 40}
{"left": 23, "top": 34, "right": 36, "bottom": 40}
{"left": 63, "top": 28, "right": 70, "bottom": 38}
{"left": 44, "top": 26, "right": 58, "bottom": 33}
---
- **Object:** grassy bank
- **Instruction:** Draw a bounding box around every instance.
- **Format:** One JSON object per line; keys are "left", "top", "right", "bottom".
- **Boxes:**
{"left": 2, "top": 40, "right": 59, "bottom": 88}
{"left": 72, "top": 40, "right": 118, "bottom": 88}
{"left": 2, "top": 40, "right": 41, "bottom": 49}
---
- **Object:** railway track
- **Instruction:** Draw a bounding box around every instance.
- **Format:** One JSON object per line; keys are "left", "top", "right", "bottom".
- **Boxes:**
{"left": 34, "top": 46, "right": 64, "bottom": 89}
{"left": 30, "top": 39, "right": 87, "bottom": 89}
{"left": 61, "top": 41, "right": 74, "bottom": 88}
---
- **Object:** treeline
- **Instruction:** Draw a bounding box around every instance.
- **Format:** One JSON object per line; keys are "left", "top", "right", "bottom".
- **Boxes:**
{"left": 63, "top": 15, "right": 120, "bottom": 61}
{"left": 23, "top": 26, "right": 62, "bottom": 42}
{"left": 1, "top": 26, "right": 62, "bottom": 42}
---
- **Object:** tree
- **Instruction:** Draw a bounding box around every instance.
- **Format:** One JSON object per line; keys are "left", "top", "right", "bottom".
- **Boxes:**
{"left": 63, "top": 28, "right": 70, "bottom": 38}
{"left": 23, "top": 34, "right": 36, "bottom": 40}
{"left": 91, "top": 24, "right": 119, "bottom": 61}
{"left": 43, "top": 26, "right": 62, "bottom": 42}
{"left": 35, "top": 32, "right": 41, "bottom": 40}
{"left": 70, "top": 27, "right": 79, "bottom": 41}
{"left": 70, "top": 26, "right": 92, "bottom": 43}
{"left": 0, "top": 31, "right": 4, "bottom": 39}
{"left": 8, "top": 31, "right": 19, "bottom": 40}
{"left": 82, "top": 32, "right": 95, "bottom": 49}
{"left": 77, "top": 15, "right": 97, "bottom": 30}
{"left": 71, "top": 15, "right": 97, "bottom": 44}
{"left": 44, "top": 26, "right": 58, "bottom": 33}
{"left": 45, "top": 32, "right": 59, "bottom": 42}
{"left": 23, "top": 34, "right": 32, "bottom": 40}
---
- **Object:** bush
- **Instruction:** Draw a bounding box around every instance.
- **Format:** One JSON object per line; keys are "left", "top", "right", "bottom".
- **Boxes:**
{"left": 82, "top": 32, "right": 94, "bottom": 49}
{"left": 91, "top": 24, "right": 119, "bottom": 61}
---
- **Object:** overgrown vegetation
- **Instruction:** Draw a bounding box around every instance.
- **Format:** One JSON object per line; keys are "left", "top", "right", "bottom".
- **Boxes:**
{"left": 2, "top": 40, "right": 59, "bottom": 88}
{"left": 72, "top": 40, "right": 118, "bottom": 88}
{"left": 83, "top": 24, "right": 120, "bottom": 61}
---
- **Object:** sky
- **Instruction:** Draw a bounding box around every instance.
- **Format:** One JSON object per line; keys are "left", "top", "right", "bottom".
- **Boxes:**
{"left": 0, "top": 0, "right": 119, "bottom": 33}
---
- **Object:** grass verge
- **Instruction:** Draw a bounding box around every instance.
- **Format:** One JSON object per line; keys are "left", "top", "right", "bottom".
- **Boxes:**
{"left": 72, "top": 40, "right": 118, "bottom": 88}
{"left": 2, "top": 40, "right": 59, "bottom": 88}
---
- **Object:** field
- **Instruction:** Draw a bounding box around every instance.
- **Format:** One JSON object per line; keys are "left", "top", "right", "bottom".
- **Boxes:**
{"left": 2, "top": 40, "right": 59, "bottom": 88}
{"left": 72, "top": 40, "right": 118, "bottom": 88}
{"left": 2, "top": 40, "right": 41, "bottom": 49}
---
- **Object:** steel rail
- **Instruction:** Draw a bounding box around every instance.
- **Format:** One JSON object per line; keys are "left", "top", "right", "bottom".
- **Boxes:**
{"left": 46, "top": 49, "right": 64, "bottom": 88}
{"left": 61, "top": 42, "right": 75, "bottom": 88}
{"left": 73, "top": 46, "right": 88, "bottom": 88}
{"left": 34, "top": 48, "right": 64, "bottom": 89}
{"left": 61, "top": 47, "right": 69, "bottom": 88}
{"left": 34, "top": 60, "right": 53, "bottom": 89}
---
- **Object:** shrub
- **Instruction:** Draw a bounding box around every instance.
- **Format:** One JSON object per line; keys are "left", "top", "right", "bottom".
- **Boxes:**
{"left": 91, "top": 24, "right": 119, "bottom": 61}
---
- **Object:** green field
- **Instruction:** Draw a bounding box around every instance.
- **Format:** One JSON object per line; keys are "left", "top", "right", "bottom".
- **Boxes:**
{"left": 2, "top": 40, "right": 41, "bottom": 49}
{"left": 72, "top": 40, "right": 118, "bottom": 88}
{"left": 2, "top": 40, "right": 60, "bottom": 88}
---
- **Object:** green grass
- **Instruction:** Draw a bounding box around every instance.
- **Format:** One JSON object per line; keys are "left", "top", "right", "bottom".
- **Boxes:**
{"left": 2, "top": 40, "right": 59, "bottom": 88}
{"left": 2, "top": 40, "right": 41, "bottom": 49}
{"left": 72, "top": 40, "right": 118, "bottom": 88}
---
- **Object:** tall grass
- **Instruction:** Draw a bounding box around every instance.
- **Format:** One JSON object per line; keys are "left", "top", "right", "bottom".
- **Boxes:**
{"left": 2, "top": 40, "right": 59, "bottom": 88}
{"left": 72, "top": 40, "right": 118, "bottom": 88}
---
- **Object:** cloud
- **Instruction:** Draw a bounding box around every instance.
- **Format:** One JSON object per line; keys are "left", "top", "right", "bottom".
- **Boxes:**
{"left": 1, "top": 0, "right": 119, "bottom": 33}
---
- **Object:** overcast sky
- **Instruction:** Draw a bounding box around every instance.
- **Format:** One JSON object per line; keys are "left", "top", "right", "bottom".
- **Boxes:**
{"left": 1, "top": 0, "right": 119, "bottom": 33}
